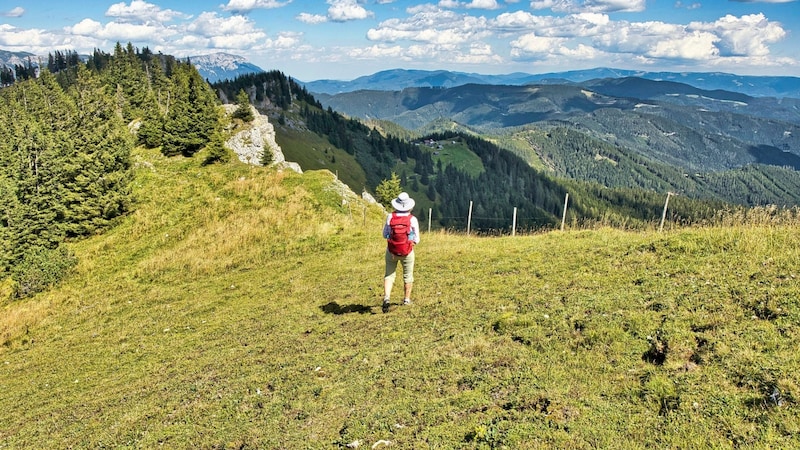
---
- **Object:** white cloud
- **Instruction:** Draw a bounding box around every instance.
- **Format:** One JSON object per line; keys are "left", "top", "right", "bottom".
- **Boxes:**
{"left": 466, "top": 0, "right": 502, "bottom": 9}
{"left": 0, "top": 24, "right": 52, "bottom": 48}
{"left": 296, "top": 13, "right": 328, "bottom": 24}
{"left": 221, "top": 0, "right": 293, "bottom": 13}
{"left": 327, "top": 0, "right": 374, "bottom": 22}
{"left": 531, "top": 0, "right": 646, "bottom": 13}
{"left": 271, "top": 32, "right": 303, "bottom": 49}
{"left": 69, "top": 19, "right": 104, "bottom": 36}
{"left": 492, "top": 11, "right": 549, "bottom": 30}
{"left": 689, "top": 13, "right": 786, "bottom": 57}
{"left": 348, "top": 44, "right": 407, "bottom": 59}
{"left": 491, "top": 11, "right": 611, "bottom": 38}
{"left": 367, "top": 9, "right": 489, "bottom": 43}
{"left": 105, "top": 1, "right": 188, "bottom": 23}
{"left": 438, "top": 0, "right": 462, "bottom": 8}
{"left": 648, "top": 30, "right": 720, "bottom": 59}
{"left": 0, "top": 7, "right": 24, "bottom": 18}
{"left": 187, "top": 12, "right": 264, "bottom": 38}
{"left": 511, "top": 33, "right": 567, "bottom": 55}
{"left": 455, "top": 42, "right": 504, "bottom": 63}
{"left": 530, "top": 0, "right": 560, "bottom": 9}
{"left": 67, "top": 18, "right": 170, "bottom": 41}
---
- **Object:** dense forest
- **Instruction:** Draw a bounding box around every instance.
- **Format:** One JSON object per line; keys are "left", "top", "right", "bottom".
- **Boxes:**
{"left": 1, "top": 43, "right": 223, "bottom": 298}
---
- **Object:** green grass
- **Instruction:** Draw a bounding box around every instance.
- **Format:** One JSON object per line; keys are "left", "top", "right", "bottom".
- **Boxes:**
{"left": 274, "top": 123, "right": 368, "bottom": 193}
{"left": 2, "top": 149, "right": 799, "bottom": 449}
{"left": 429, "top": 139, "right": 485, "bottom": 177}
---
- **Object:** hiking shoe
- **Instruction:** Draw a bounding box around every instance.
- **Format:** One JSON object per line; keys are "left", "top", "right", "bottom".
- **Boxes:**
{"left": 382, "top": 298, "right": 390, "bottom": 313}
{"left": 403, "top": 298, "right": 412, "bottom": 305}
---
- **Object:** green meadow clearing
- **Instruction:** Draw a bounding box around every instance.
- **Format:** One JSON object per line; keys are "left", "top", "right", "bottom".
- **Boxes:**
{"left": 2, "top": 149, "right": 799, "bottom": 449}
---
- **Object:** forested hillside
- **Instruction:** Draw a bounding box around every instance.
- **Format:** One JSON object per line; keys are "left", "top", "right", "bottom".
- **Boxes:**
{"left": 1, "top": 43, "right": 224, "bottom": 299}
{"left": 319, "top": 81, "right": 800, "bottom": 208}
{"left": 214, "top": 72, "right": 730, "bottom": 231}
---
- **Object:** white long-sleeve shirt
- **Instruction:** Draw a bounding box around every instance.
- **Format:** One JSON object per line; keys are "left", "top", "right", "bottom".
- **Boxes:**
{"left": 382, "top": 212, "right": 420, "bottom": 244}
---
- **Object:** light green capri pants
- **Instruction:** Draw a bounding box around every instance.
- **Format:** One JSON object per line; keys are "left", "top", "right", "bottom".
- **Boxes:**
{"left": 384, "top": 249, "right": 415, "bottom": 286}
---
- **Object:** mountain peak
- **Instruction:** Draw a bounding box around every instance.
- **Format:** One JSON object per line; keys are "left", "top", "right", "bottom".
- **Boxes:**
{"left": 189, "top": 53, "right": 264, "bottom": 83}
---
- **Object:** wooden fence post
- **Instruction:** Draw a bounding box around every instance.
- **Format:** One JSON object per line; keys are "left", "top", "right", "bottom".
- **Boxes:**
{"left": 467, "top": 201, "right": 473, "bottom": 235}
{"left": 660, "top": 192, "right": 674, "bottom": 232}
{"left": 428, "top": 208, "right": 432, "bottom": 233}
{"left": 561, "top": 193, "right": 569, "bottom": 231}
{"left": 512, "top": 207, "right": 517, "bottom": 236}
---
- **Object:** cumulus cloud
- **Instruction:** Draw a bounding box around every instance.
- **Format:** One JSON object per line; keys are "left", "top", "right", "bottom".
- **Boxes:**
{"left": 689, "top": 13, "right": 785, "bottom": 57}
{"left": 105, "top": 0, "right": 188, "bottom": 23}
{"left": 221, "top": 0, "right": 292, "bottom": 13}
{"left": 297, "top": 13, "right": 328, "bottom": 24}
{"left": 67, "top": 17, "right": 170, "bottom": 41}
{"left": 648, "top": 30, "right": 720, "bottom": 59}
{"left": 0, "top": 24, "right": 55, "bottom": 48}
{"left": 531, "top": 0, "right": 646, "bottom": 13}
{"left": 327, "top": 0, "right": 374, "bottom": 22}
{"left": 367, "top": 9, "right": 489, "bottom": 43}
{"left": 348, "top": 44, "right": 408, "bottom": 60}
{"left": 511, "top": 33, "right": 568, "bottom": 56}
{"left": 187, "top": 12, "right": 261, "bottom": 37}
{"left": 296, "top": 0, "right": 373, "bottom": 24}
{"left": 492, "top": 11, "right": 611, "bottom": 37}
{"left": 465, "top": 0, "right": 502, "bottom": 9}
{"left": 0, "top": 7, "right": 24, "bottom": 18}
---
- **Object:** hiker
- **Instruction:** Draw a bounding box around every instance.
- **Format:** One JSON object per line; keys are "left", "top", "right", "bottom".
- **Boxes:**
{"left": 382, "top": 192, "right": 420, "bottom": 313}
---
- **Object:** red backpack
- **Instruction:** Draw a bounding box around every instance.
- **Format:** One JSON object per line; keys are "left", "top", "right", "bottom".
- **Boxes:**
{"left": 387, "top": 212, "right": 414, "bottom": 256}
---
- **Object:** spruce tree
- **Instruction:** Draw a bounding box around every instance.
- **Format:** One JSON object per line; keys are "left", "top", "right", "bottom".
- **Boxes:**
{"left": 375, "top": 172, "right": 402, "bottom": 209}
{"left": 161, "top": 63, "right": 221, "bottom": 157}
{"left": 232, "top": 89, "right": 254, "bottom": 122}
{"left": 60, "top": 65, "right": 133, "bottom": 236}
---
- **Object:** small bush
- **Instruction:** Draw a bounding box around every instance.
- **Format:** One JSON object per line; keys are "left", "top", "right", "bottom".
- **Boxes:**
{"left": 0, "top": 277, "right": 17, "bottom": 305}
{"left": 11, "top": 245, "right": 77, "bottom": 298}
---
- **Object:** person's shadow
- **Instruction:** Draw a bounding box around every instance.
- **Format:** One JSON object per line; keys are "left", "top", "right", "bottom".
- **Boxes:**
{"left": 320, "top": 301, "right": 375, "bottom": 315}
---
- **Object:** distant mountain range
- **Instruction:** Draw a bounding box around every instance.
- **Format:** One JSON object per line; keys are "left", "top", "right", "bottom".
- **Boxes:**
{"left": 0, "top": 49, "right": 39, "bottom": 68}
{"left": 316, "top": 77, "right": 800, "bottom": 175}
{"left": 189, "top": 53, "right": 264, "bottom": 83}
{"left": 4, "top": 47, "right": 798, "bottom": 99}
{"left": 303, "top": 68, "right": 800, "bottom": 99}
{"left": 0, "top": 49, "right": 263, "bottom": 84}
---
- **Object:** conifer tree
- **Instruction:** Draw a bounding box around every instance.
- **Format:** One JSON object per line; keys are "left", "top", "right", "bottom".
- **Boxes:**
{"left": 161, "top": 62, "right": 221, "bottom": 157}
{"left": 232, "top": 89, "right": 254, "bottom": 122}
{"left": 60, "top": 65, "right": 133, "bottom": 236}
{"left": 1, "top": 72, "right": 73, "bottom": 262}
{"left": 375, "top": 172, "right": 402, "bottom": 208}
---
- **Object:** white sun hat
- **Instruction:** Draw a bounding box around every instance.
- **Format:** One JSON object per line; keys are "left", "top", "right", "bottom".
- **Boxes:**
{"left": 391, "top": 192, "right": 415, "bottom": 212}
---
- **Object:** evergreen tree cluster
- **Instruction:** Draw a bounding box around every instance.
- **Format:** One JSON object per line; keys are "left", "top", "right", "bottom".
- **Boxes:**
{"left": 1, "top": 42, "right": 225, "bottom": 298}
{"left": 0, "top": 67, "right": 133, "bottom": 296}
{"left": 212, "top": 71, "right": 318, "bottom": 110}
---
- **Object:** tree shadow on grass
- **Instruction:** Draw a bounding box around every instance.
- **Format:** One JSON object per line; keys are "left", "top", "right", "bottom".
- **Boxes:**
{"left": 320, "top": 301, "right": 375, "bottom": 315}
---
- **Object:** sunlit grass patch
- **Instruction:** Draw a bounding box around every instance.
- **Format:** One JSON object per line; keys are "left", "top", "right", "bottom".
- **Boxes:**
{"left": 2, "top": 148, "right": 800, "bottom": 448}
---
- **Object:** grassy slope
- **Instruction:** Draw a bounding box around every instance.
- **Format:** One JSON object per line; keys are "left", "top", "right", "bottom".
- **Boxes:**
{"left": 274, "top": 123, "right": 369, "bottom": 194}
{"left": 1, "top": 149, "right": 799, "bottom": 449}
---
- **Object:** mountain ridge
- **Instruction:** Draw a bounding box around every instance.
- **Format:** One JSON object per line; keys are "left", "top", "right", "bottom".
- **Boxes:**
{"left": 3, "top": 47, "right": 797, "bottom": 98}
{"left": 302, "top": 67, "right": 800, "bottom": 99}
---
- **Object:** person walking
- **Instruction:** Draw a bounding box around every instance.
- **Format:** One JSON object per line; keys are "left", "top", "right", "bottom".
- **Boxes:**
{"left": 382, "top": 192, "right": 420, "bottom": 313}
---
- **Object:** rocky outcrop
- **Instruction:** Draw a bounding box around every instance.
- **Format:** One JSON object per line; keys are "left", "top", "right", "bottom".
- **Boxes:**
{"left": 222, "top": 105, "right": 302, "bottom": 173}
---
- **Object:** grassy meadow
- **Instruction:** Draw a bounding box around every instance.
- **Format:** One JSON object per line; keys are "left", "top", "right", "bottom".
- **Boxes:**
{"left": 1, "top": 148, "right": 799, "bottom": 449}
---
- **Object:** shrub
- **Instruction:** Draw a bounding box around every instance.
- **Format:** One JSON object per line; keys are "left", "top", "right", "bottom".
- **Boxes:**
{"left": 11, "top": 245, "right": 77, "bottom": 298}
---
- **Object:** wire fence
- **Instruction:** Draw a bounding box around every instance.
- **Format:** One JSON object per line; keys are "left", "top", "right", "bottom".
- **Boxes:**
{"left": 355, "top": 193, "right": 800, "bottom": 237}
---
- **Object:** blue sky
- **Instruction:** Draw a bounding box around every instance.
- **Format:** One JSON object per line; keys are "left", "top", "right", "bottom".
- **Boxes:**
{"left": 1, "top": 0, "right": 798, "bottom": 81}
